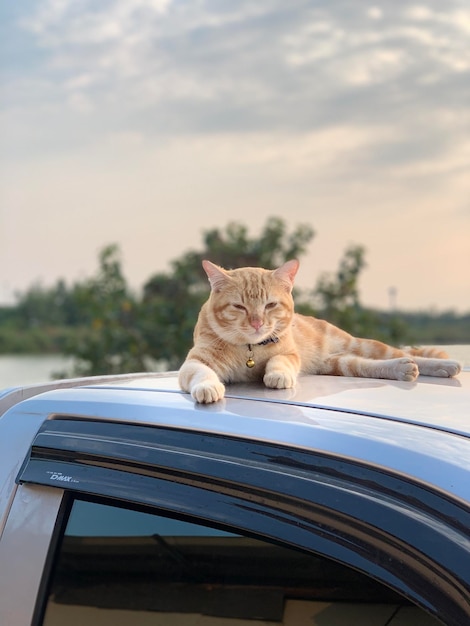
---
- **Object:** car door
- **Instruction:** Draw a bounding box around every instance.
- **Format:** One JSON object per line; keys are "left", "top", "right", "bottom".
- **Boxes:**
{"left": 2, "top": 416, "right": 469, "bottom": 625}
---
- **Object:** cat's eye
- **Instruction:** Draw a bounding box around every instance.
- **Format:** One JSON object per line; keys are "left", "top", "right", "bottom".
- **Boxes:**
{"left": 233, "top": 304, "right": 246, "bottom": 311}
{"left": 265, "top": 302, "right": 277, "bottom": 310}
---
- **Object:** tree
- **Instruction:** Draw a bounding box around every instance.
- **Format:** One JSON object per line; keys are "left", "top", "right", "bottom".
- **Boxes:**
{"left": 14, "top": 282, "right": 67, "bottom": 328}
{"left": 56, "top": 244, "right": 149, "bottom": 377}
{"left": 312, "top": 244, "right": 367, "bottom": 329}
{"left": 297, "top": 244, "right": 407, "bottom": 342}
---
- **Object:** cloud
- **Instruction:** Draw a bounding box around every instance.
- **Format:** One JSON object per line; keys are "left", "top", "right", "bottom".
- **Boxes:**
{"left": 2, "top": 1, "right": 469, "bottom": 195}
{"left": 13, "top": 1, "right": 468, "bottom": 120}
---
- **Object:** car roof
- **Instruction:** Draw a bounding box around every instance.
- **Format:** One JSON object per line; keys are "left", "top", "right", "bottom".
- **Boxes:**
{"left": 2, "top": 370, "right": 469, "bottom": 439}
{"left": 91, "top": 369, "right": 470, "bottom": 437}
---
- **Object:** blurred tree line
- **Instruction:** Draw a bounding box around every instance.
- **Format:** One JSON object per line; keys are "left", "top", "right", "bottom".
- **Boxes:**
{"left": 0, "top": 217, "right": 468, "bottom": 377}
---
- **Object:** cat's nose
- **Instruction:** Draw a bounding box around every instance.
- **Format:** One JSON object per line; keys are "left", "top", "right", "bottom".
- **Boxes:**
{"left": 250, "top": 318, "right": 263, "bottom": 330}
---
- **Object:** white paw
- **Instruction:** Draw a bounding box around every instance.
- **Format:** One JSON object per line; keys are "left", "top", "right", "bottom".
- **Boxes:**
{"left": 394, "top": 357, "right": 419, "bottom": 382}
{"left": 413, "top": 357, "right": 462, "bottom": 378}
{"left": 191, "top": 381, "right": 225, "bottom": 403}
{"left": 427, "top": 360, "right": 462, "bottom": 378}
{"left": 264, "top": 370, "right": 296, "bottom": 389}
{"left": 440, "top": 360, "right": 462, "bottom": 377}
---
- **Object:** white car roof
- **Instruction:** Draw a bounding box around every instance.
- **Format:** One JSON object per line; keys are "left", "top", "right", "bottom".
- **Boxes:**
{"left": 91, "top": 370, "right": 470, "bottom": 437}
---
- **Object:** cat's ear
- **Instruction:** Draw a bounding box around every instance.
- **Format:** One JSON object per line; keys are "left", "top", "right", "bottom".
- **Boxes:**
{"left": 202, "top": 260, "right": 229, "bottom": 292}
{"left": 273, "top": 259, "right": 299, "bottom": 291}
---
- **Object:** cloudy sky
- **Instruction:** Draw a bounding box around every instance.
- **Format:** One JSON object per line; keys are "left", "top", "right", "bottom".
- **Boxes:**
{"left": 1, "top": 0, "right": 469, "bottom": 312}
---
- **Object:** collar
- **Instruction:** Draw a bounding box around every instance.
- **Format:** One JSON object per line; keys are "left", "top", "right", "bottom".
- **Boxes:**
{"left": 245, "top": 336, "right": 279, "bottom": 368}
{"left": 256, "top": 336, "right": 279, "bottom": 346}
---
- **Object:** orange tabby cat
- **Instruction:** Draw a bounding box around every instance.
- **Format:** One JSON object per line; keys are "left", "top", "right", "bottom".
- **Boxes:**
{"left": 178, "top": 259, "right": 461, "bottom": 403}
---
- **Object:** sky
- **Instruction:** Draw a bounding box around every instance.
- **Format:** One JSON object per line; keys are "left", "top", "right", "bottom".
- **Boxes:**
{"left": 1, "top": 0, "right": 469, "bottom": 313}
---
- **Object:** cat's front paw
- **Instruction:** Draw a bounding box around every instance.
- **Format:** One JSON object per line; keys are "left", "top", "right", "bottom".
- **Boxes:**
{"left": 394, "top": 357, "right": 419, "bottom": 382}
{"left": 264, "top": 370, "right": 296, "bottom": 390}
{"left": 191, "top": 380, "right": 225, "bottom": 403}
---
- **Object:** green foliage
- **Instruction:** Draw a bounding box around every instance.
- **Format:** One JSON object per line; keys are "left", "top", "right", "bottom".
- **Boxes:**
{"left": 0, "top": 325, "right": 76, "bottom": 354}
{"left": 297, "top": 244, "right": 394, "bottom": 341}
{"left": 315, "top": 245, "right": 366, "bottom": 313}
{"left": 140, "top": 273, "right": 197, "bottom": 370}
{"left": 398, "top": 311, "right": 470, "bottom": 344}
{"left": 55, "top": 245, "right": 150, "bottom": 377}
{"left": 199, "top": 217, "right": 315, "bottom": 270}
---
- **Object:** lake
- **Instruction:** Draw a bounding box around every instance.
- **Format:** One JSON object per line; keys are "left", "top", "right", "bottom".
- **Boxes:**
{"left": 0, "top": 354, "right": 74, "bottom": 388}
{"left": 1, "top": 346, "right": 469, "bottom": 389}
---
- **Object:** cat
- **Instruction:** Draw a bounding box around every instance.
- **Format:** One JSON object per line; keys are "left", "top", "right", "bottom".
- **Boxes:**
{"left": 178, "top": 259, "right": 462, "bottom": 403}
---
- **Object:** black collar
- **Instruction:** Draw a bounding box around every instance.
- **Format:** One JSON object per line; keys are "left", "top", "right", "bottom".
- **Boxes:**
{"left": 256, "top": 336, "right": 279, "bottom": 346}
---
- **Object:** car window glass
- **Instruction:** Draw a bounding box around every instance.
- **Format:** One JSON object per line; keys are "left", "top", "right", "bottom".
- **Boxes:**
{"left": 66, "top": 499, "right": 237, "bottom": 537}
{"left": 41, "top": 498, "right": 441, "bottom": 626}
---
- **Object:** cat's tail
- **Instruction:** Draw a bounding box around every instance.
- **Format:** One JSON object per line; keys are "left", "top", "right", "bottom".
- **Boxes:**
{"left": 404, "top": 346, "right": 449, "bottom": 359}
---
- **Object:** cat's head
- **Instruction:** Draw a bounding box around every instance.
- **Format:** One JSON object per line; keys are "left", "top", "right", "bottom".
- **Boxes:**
{"left": 202, "top": 259, "right": 299, "bottom": 345}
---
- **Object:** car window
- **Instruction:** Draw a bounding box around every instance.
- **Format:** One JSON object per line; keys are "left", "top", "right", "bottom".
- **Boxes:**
{"left": 40, "top": 498, "right": 441, "bottom": 626}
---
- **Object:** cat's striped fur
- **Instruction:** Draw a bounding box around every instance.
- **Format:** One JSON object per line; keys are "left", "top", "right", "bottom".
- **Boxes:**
{"left": 178, "top": 259, "right": 461, "bottom": 403}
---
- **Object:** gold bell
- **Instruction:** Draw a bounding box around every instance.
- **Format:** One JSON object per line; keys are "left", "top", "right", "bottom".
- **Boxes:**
{"left": 246, "top": 357, "right": 255, "bottom": 368}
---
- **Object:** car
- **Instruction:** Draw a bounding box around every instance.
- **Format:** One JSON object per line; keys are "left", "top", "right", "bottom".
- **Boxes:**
{"left": 0, "top": 369, "right": 469, "bottom": 626}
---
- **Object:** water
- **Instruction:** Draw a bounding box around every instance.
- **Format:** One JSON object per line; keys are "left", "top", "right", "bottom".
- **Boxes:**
{"left": 0, "top": 354, "right": 73, "bottom": 388}
{"left": 1, "top": 346, "right": 469, "bottom": 389}
{"left": 438, "top": 344, "right": 470, "bottom": 367}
